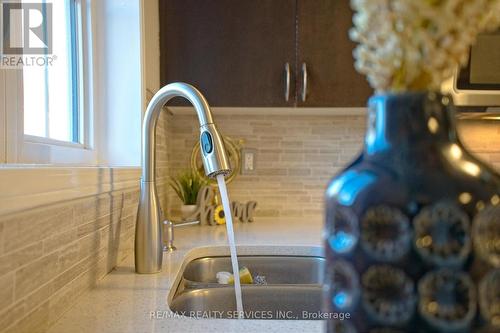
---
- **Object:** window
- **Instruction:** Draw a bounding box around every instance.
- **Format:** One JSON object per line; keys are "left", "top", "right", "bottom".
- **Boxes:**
{"left": 1, "top": 0, "right": 143, "bottom": 166}
{"left": 23, "top": 0, "right": 80, "bottom": 143}
{"left": 0, "top": 0, "right": 96, "bottom": 165}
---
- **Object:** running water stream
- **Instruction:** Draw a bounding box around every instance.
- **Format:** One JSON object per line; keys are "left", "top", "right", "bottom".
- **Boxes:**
{"left": 216, "top": 174, "right": 244, "bottom": 318}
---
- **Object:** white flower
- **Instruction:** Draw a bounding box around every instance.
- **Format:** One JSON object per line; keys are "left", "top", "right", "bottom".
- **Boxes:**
{"left": 350, "top": 0, "right": 500, "bottom": 92}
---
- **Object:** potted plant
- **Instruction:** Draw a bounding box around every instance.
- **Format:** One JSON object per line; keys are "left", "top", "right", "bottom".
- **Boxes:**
{"left": 169, "top": 169, "right": 208, "bottom": 219}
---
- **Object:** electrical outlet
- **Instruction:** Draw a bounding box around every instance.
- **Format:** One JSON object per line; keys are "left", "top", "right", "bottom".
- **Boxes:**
{"left": 241, "top": 148, "right": 257, "bottom": 175}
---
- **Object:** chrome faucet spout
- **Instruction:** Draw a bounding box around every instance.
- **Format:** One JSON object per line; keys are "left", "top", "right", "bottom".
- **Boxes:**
{"left": 135, "top": 83, "right": 230, "bottom": 274}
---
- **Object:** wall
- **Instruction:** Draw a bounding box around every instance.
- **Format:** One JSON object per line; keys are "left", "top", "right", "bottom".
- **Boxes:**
{"left": 167, "top": 114, "right": 365, "bottom": 219}
{"left": 93, "top": 0, "right": 144, "bottom": 166}
{"left": 458, "top": 120, "right": 500, "bottom": 166}
{"left": 143, "top": 0, "right": 161, "bottom": 96}
{"left": 166, "top": 113, "right": 500, "bottom": 221}
{"left": 0, "top": 187, "right": 139, "bottom": 333}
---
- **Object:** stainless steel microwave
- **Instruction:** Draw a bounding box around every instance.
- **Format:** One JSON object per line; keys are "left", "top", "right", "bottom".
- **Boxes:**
{"left": 442, "top": 31, "right": 500, "bottom": 107}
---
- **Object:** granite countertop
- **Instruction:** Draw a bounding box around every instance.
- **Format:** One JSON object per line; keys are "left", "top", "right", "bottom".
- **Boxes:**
{"left": 46, "top": 218, "right": 325, "bottom": 333}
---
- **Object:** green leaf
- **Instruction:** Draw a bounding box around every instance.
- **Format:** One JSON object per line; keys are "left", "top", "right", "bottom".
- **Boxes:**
{"left": 169, "top": 169, "right": 208, "bottom": 205}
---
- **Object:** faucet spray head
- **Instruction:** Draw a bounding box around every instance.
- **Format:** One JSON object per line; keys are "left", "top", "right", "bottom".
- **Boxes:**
{"left": 199, "top": 123, "right": 231, "bottom": 178}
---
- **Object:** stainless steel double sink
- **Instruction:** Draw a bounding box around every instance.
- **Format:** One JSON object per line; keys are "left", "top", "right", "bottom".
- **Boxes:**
{"left": 169, "top": 255, "right": 325, "bottom": 320}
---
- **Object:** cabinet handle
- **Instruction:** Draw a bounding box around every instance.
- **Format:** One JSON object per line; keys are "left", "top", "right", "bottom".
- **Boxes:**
{"left": 301, "top": 62, "right": 308, "bottom": 102}
{"left": 284, "top": 62, "right": 291, "bottom": 102}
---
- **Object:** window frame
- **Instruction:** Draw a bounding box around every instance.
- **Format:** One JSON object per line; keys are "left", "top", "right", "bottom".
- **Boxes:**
{"left": 2, "top": 0, "right": 97, "bottom": 165}
{"left": 0, "top": 70, "right": 5, "bottom": 163}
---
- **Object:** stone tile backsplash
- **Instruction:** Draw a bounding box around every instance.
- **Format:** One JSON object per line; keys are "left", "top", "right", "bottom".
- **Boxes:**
{"left": 167, "top": 114, "right": 500, "bottom": 221}
{"left": 167, "top": 114, "right": 367, "bottom": 220}
{"left": 0, "top": 189, "right": 139, "bottom": 333}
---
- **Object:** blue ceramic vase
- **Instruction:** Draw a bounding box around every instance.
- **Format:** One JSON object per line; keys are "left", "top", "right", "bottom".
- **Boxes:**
{"left": 324, "top": 92, "right": 500, "bottom": 333}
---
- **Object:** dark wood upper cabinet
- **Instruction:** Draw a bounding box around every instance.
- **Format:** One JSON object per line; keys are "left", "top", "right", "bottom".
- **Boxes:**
{"left": 160, "top": 0, "right": 296, "bottom": 107}
{"left": 297, "top": 0, "right": 372, "bottom": 107}
{"left": 160, "top": 0, "right": 373, "bottom": 107}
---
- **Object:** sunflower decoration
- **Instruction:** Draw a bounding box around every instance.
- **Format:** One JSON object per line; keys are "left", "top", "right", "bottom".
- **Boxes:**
{"left": 214, "top": 205, "right": 226, "bottom": 225}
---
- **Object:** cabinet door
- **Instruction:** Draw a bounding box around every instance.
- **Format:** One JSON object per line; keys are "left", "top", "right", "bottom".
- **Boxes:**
{"left": 297, "top": 0, "right": 373, "bottom": 107}
{"left": 160, "top": 0, "right": 296, "bottom": 107}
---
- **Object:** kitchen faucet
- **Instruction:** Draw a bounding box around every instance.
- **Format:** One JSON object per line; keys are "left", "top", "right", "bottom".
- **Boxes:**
{"left": 135, "top": 83, "right": 230, "bottom": 274}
